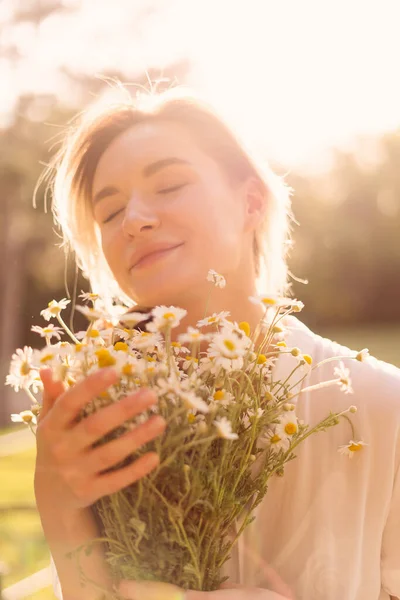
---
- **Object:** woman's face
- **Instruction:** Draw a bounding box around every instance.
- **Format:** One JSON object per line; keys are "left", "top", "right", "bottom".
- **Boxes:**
{"left": 91, "top": 119, "right": 261, "bottom": 307}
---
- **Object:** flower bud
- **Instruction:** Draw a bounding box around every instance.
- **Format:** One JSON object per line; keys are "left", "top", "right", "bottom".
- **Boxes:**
{"left": 197, "top": 421, "right": 208, "bottom": 434}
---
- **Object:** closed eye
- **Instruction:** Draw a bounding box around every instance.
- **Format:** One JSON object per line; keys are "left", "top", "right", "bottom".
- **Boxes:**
{"left": 157, "top": 183, "right": 187, "bottom": 194}
{"left": 102, "top": 184, "right": 187, "bottom": 223}
{"left": 102, "top": 208, "right": 124, "bottom": 224}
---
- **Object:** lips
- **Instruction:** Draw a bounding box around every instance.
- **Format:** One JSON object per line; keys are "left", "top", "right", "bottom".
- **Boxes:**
{"left": 130, "top": 243, "right": 183, "bottom": 270}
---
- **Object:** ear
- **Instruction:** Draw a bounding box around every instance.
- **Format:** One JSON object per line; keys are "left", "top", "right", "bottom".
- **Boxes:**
{"left": 242, "top": 177, "right": 268, "bottom": 232}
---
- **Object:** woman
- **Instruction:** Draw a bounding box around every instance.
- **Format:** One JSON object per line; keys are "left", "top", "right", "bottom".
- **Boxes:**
{"left": 35, "top": 86, "right": 400, "bottom": 600}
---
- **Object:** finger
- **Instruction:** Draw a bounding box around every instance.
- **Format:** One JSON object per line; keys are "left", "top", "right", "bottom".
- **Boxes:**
{"left": 50, "top": 367, "right": 119, "bottom": 428}
{"left": 38, "top": 368, "right": 66, "bottom": 421}
{"left": 86, "top": 415, "right": 166, "bottom": 474}
{"left": 88, "top": 451, "right": 160, "bottom": 502}
{"left": 70, "top": 388, "right": 159, "bottom": 451}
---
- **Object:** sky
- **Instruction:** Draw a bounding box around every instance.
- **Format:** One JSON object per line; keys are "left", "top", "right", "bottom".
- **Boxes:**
{"left": 1, "top": 0, "right": 400, "bottom": 169}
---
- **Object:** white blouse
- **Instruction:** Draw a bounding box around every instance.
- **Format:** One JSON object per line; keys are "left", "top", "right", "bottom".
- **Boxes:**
{"left": 51, "top": 315, "right": 400, "bottom": 600}
{"left": 221, "top": 315, "right": 400, "bottom": 600}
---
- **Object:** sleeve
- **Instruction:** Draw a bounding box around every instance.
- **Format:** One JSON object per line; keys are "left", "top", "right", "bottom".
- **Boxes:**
{"left": 381, "top": 449, "right": 400, "bottom": 598}
{"left": 50, "top": 554, "right": 63, "bottom": 600}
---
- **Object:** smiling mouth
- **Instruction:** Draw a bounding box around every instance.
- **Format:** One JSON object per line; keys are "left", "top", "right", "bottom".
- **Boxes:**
{"left": 131, "top": 244, "right": 184, "bottom": 271}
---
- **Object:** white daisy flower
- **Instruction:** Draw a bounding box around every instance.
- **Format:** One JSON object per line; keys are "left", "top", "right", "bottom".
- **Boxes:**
{"left": 207, "top": 269, "right": 226, "bottom": 288}
{"left": 11, "top": 410, "right": 37, "bottom": 426}
{"left": 156, "top": 375, "right": 180, "bottom": 401}
{"left": 32, "top": 346, "right": 61, "bottom": 370}
{"left": 78, "top": 291, "right": 99, "bottom": 303}
{"left": 178, "top": 326, "right": 212, "bottom": 345}
{"left": 249, "top": 295, "right": 300, "bottom": 310}
{"left": 211, "top": 388, "right": 235, "bottom": 408}
{"left": 131, "top": 330, "right": 163, "bottom": 351}
{"left": 208, "top": 328, "right": 248, "bottom": 371}
{"left": 31, "top": 324, "right": 64, "bottom": 342}
{"left": 6, "top": 346, "right": 35, "bottom": 391}
{"left": 147, "top": 306, "right": 187, "bottom": 332}
{"left": 275, "top": 413, "right": 299, "bottom": 440}
{"left": 356, "top": 348, "right": 370, "bottom": 362}
{"left": 248, "top": 407, "right": 264, "bottom": 419}
{"left": 170, "top": 341, "right": 191, "bottom": 356}
{"left": 118, "top": 312, "right": 152, "bottom": 327}
{"left": 180, "top": 391, "right": 209, "bottom": 413}
{"left": 242, "top": 407, "right": 264, "bottom": 428}
{"left": 197, "top": 356, "right": 219, "bottom": 376}
{"left": 197, "top": 311, "right": 231, "bottom": 328}
{"left": 213, "top": 416, "right": 238, "bottom": 440}
{"left": 40, "top": 298, "right": 71, "bottom": 321}
{"left": 333, "top": 361, "right": 354, "bottom": 394}
{"left": 263, "top": 428, "right": 291, "bottom": 451}
{"left": 181, "top": 355, "right": 199, "bottom": 371}
{"left": 75, "top": 305, "right": 109, "bottom": 322}
{"left": 338, "top": 440, "right": 368, "bottom": 458}
{"left": 75, "top": 329, "right": 106, "bottom": 347}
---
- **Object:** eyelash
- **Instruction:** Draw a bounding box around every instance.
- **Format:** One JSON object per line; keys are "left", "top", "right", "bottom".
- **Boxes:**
{"left": 102, "top": 184, "right": 187, "bottom": 224}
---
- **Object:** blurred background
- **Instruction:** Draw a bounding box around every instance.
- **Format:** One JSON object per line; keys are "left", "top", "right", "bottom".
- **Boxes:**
{"left": 0, "top": 0, "right": 399, "bottom": 597}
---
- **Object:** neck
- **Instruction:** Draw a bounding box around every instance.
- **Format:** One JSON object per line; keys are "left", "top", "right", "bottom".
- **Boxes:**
{"left": 166, "top": 280, "right": 268, "bottom": 352}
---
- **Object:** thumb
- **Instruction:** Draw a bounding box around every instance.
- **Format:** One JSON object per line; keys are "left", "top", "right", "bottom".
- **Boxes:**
{"left": 38, "top": 368, "right": 66, "bottom": 422}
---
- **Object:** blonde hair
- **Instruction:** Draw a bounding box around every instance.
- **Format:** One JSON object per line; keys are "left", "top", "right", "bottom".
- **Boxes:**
{"left": 40, "top": 85, "right": 295, "bottom": 310}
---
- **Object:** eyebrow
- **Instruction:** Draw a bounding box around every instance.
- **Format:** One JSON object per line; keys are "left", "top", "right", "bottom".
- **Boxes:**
{"left": 92, "top": 157, "right": 191, "bottom": 205}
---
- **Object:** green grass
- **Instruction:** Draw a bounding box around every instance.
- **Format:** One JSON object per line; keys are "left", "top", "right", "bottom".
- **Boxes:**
{"left": 0, "top": 446, "right": 56, "bottom": 599}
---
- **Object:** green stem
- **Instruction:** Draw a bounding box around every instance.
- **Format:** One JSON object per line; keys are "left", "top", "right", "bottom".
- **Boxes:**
{"left": 56, "top": 314, "right": 80, "bottom": 344}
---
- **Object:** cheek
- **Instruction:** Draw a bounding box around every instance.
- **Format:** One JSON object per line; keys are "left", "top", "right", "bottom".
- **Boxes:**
{"left": 101, "top": 228, "right": 125, "bottom": 273}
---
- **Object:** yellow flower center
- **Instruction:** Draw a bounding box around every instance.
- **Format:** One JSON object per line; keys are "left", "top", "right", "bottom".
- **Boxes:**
{"left": 88, "top": 329, "right": 100, "bottom": 338}
{"left": 303, "top": 354, "right": 313, "bottom": 365}
{"left": 171, "top": 342, "right": 181, "bottom": 347}
{"left": 114, "top": 342, "right": 129, "bottom": 352}
{"left": 239, "top": 321, "right": 250, "bottom": 336}
{"left": 147, "top": 356, "right": 156, "bottom": 362}
{"left": 284, "top": 422, "right": 297, "bottom": 435}
{"left": 40, "top": 354, "right": 54, "bottom": 364}
{"left": 224, "top": 339, "right": 236, "bottom": 352}
{"left": 21, "top": 412, "right": 33, "bottom": 423}
{"left": 257, "top": 354, "right": 267, "bottom": 364}
{"left": 208, "top": 316, "right": 217, "bottom": 323}
{"left": 20, "top": 362, "right": 31, "bottom": 376}
{"left": 270, "top": 434, "right": 282, "bottom": 444}
{"left": 187, "top": 413, "right": 196, "bottom": 424}
{"left": 163, "top": 312, "right": 175, "bottom": 320}
{"left": 95, "top": 349, "right": 116, "bottom": 368}
{"left": 349, "top": 442, "right": 363, "bottom": 452}
{"left": 261, "top": 297, "right": 276, "bottom": 306}
{"left": 122, "top": 364, "right": 133, "bottom": 376}
{"left": 213, "top": 390, "right": 225, "bottom": 401}
{"left": 276, "top": 341, "right": 287, "bottom": 348}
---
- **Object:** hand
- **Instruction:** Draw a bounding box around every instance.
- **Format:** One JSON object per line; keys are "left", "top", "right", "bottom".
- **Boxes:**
{"left": 117, "top": 581, "right": 294, "bottom": 600}
{"left": 34, "top": 367, "right": 166, "bottom": 513}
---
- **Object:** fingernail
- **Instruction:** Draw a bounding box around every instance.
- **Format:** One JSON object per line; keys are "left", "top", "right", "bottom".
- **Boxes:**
{"left": 118, "top": 581, "right": 185, "bottom": 600}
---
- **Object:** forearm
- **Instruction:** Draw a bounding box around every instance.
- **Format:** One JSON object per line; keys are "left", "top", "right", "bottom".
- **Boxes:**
{"left": 38, "top": 502, "right": 113, "bottom": 600}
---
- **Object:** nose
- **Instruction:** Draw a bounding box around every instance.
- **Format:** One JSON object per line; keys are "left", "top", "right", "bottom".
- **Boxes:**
{"left": 121, "top": 194, "right": 160, "bottom": 238}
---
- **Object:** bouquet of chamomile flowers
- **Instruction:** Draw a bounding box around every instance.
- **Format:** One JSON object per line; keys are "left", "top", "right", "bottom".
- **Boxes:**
{"left": 7, "top": 270, "right": 368, "bottom": 595}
